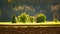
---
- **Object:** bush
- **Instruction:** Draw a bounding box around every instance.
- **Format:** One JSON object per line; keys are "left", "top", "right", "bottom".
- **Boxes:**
{"left": 12, "top": 16, "right": 18, "bottom": 23}
{"left": 18, "top": 13, "right": 29, "bottom": 23}
{"left": 54, "top": 18, "right": 58, "bottom": 22}
{"left": 36, "top": 14, "right": 46, "bottom": 23}
{"left": 29, "top": 16, "right": 35, "bottom": 23}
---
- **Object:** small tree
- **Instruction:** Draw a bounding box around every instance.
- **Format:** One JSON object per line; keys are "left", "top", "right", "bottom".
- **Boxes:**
{"left": 29, "top": 16, "right": 35, "bottom": 23}
{"left": 36, "top": 14, "right": 46, "bottom": 23}
{"left": 12, "top": 16, "right": 18, "bottom": 23}
{"left": 53, "top": 18, "right": 58, "bottom": 23}
{"left": 18, "top": 13, "right": 29, "bottom": 23}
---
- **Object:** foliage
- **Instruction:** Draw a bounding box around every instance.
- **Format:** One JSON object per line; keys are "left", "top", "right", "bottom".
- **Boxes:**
{"left": 29, "top": 16, "right": 35, "bottom": 23}
{"left": 53, "top": 18, "right": 58, "bottom": 22}
{"left": 36, "top": 14, "right": 46, "bottom": 23}
{"left": 18, "top": 13, "right": 29, "bottom": 23}
{"left": 12, "top": 16, "right": 18, "bottom": 23}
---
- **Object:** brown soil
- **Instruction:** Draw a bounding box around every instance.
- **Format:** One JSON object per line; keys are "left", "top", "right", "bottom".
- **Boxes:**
{"left": 0, "top": 27, "right": 60, "bottom": 34}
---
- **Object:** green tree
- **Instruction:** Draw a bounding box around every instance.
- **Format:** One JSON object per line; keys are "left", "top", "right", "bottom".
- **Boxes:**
{"left": 18, "top": 13, "right": 29, "bottom": 23}
{"left": 36, "top": 14, "right": 46, "bottom": 23}
{"left": 12, "top": 16, "right": 18, "bottom": 23}
{"left": 29, "top": 16, "right": 35, "bottom": 23}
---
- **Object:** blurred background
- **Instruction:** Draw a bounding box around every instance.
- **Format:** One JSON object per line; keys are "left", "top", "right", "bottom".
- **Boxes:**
{"left": 0, "top": 0, "right": 60, "bottom": 22}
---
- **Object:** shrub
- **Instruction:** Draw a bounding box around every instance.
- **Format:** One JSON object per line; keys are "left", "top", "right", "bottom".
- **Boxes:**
{"left": 18, "top": 13, "right": 29, "bottom": 23}
{"left": 36, "top": 14, "right": 46, "bottom": 23}
{"left": 12, "top": 16, "right": 18, "bottom": 23}
{"left": 29, "top": 16, "right": 35, "bottom": 23}
{"left": 54, "top": 18, "right": 58, "bottom": 22}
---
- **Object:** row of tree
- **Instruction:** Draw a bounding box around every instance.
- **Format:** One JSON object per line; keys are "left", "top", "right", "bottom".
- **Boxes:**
{"left": 12, "top": 13, "right": 46, "bottom": 23}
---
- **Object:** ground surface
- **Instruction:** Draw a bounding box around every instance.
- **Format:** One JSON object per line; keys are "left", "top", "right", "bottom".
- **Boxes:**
{"left": 0, "top": 27, "right": 60, "bottom": 34}
{"left": 0, "top": 22, "right": 60, "bottom": 34}
{"left": 0, "top": 22, "right": 60, "bottom": 25}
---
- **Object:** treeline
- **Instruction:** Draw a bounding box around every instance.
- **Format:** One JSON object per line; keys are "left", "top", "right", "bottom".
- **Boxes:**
{"left": 12, "top": 13, "right": 46, "bottom": 23}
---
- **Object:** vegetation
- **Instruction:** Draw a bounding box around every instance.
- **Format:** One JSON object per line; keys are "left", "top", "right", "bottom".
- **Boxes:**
{"left": 53, "top": 18, "right": 58, "bottom": 23}
{"left": 29, "top": 16, "right": 35, "bottom": 23}
{"left": 36, "top": 14, "right": 46, "bottom": 23}
{"left": 18, "top": 13, "right": 29, "bottom": 23}
{"left": 12, "top": 16, "right": 18, "bottom": 23}
{"left": 11, "top": 13, "right": 47, "bottom": 23}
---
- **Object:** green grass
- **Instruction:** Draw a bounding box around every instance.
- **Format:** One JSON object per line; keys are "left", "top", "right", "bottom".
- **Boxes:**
{"left": 0, "top": 22, "right": 60, "bottom": 25}
{"left": 0, "top": 22, "right": 60, "bottom": 27}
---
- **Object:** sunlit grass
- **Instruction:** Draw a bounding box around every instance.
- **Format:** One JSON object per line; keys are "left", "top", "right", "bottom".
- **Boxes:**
{"left": 0, "top": 22, "right": 60, "bottom": 25}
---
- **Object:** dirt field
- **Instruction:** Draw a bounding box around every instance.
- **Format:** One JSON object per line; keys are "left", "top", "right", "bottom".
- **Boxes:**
{"left": 0, "top": 27, "right": 60, "bottom": 34}
{"left": 0, "top": 22, "right": 60, "bottom": 34}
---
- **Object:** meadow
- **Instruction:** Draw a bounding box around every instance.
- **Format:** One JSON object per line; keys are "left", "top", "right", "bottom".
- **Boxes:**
{"left": 0, "top": 22, "right": 60, "bottom": 25}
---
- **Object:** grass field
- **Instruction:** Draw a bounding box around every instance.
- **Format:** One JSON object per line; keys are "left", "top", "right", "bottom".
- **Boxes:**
{"left": 0, "top": 22, "right": 60, "bottom": 25}
{"left": 0, "top": 22, "right": 60, "bottom": 27}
